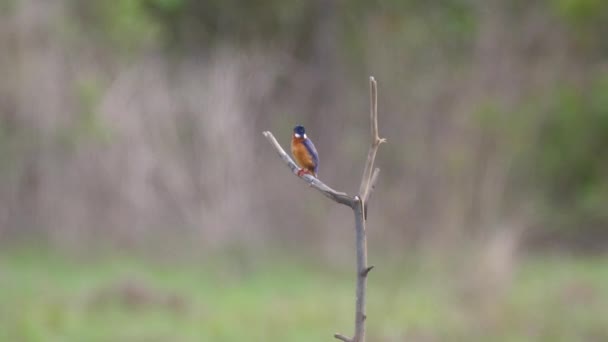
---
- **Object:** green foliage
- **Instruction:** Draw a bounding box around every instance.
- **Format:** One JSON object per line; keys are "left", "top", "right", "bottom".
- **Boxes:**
{"left": 531, "top": 75, "right": 608, "bottom": 228}
{"left": 56, "top": 79, "right": 112, "bottom": 151}
{"left": 0, "top": 120, "right": 18, "bottom": 175}
{"left": 141, "top": 0, "right": 478, "bottom": 61}
{"left": 0, "top": 118, "right": 33, "bottom": 181}
{"left": 143, "top": 0, "right": 312, "bottom": 49}
{"left": 476, "top": 103, "right": 528, "bottom": 144}
{"left": 551, "top": 0, "right": 608, "bottom": 51}
{"left": 552, "top": 0, "right": 608, "bottom": 24}
{"left": 0, "top": 0, "right": 16, "bottom": 14}
{"left": 69, "top": 0, "right": 160, "bottom": 52}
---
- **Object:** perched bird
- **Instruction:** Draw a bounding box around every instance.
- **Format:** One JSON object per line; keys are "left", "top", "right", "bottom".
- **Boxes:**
{"left": 291, "top": 125, "right": 319, "bottom": 177}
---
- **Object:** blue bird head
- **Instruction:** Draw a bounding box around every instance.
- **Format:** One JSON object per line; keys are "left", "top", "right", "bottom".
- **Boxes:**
{"left": 293, "top": 125, "right": 306, "bottom": 138}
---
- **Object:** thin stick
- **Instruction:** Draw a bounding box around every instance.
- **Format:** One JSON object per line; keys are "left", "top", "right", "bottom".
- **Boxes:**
{"left": 364, "top": 168, "right": 381, "bottom": 219}
{"left": 352, "top": 196, "right": 369, "bottom": 342}
{"left": 359, "top": 77, "right": 386, "bottom": 203}
{"left": 334, "top": 334, "right": 352, "bottom": 342}
{"left": 346, "top": 78, "right": 385, "bottom": 342}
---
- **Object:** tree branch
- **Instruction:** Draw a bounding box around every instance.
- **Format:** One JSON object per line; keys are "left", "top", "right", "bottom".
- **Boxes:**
{"left": 367, "top": 168, "right": 381, "bottom": 202}
{"left": 262, "top": 131, "right": 354, "bottom": 207}
{"left": 351, "top": 196, "right": 369, "bottom": 342}
{"left": 263, "top": 77, "right": 384, "bottom": 342}
{"left": 341, "top": 77, "right": 385, "bottom": 342}
{"left": 363, "top": 168, "right": 380, "bottom": 219}
{"left": 334, "top": 333, "right": 353, "bottom": 342}
{"left": 359, "top": 77, "right": 387, "bottom": 204}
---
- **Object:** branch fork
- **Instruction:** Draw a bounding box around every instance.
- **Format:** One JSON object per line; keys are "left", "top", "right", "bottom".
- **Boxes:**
{"left": 263, "top": 77, "right": 385, "bottom": 342}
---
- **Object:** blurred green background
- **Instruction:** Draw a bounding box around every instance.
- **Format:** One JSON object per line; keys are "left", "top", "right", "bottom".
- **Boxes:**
{"left": 1, "top": 0, "right": 608, "bottom": 341}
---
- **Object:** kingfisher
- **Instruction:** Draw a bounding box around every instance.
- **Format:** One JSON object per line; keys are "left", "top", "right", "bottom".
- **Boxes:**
{"left": 291, "top": 125, "right": 319, "bottom": 177}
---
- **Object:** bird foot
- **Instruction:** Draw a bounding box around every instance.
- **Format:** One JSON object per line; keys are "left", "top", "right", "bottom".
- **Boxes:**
{"left": 298, "top": 169, "right": 316, "bottom": 177}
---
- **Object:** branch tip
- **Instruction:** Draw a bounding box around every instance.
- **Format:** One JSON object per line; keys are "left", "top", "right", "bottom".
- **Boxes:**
{"left": 334, "top": 333, "right": 353, "bottom": 342}
{"left": 361, "top": 265, "right": 374, "bottom": 277}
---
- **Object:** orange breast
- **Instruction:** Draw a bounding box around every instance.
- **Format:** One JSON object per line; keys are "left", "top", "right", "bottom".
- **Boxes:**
{"left": 291, "top": 137, "right": 315, "bottom": 172}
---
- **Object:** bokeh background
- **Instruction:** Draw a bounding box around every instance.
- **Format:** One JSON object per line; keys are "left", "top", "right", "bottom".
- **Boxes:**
{"left": 1, "top": 0, "right": 608, "bottom": 341}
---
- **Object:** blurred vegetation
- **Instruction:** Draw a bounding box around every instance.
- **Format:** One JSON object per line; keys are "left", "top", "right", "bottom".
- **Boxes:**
{"left": 530, "top": 75, "right": 608, "bottom": 230}
{"left": 0, "top": 249, "right": 607, "bottom": 341}
{"left": 136, "top": 0, "right": 608, "bottom": 238}
{"left": 553, "top": 0, "right": 608, "bottom": 49}
{"left": 2, "top": 1, "right": 608, "bottom": 341}
{"left": 69, "top": 0, "right": 160, "bottom": 52}
{"left": 2, "top": 0, "right": 608, "bottom": 247}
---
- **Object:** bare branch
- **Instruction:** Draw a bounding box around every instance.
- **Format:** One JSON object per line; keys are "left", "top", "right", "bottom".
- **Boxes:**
{"left": 363, "top": 168, "right": 381, "bottom": 219}
{"left": 359, "top": 77, "right": 387, "bottom": 203}
{"left": 262, "top": 131, "right": 355, "bottom": 207}
{"left": 334, "top": 334, "right": 353, "bottom": 342}
{"left": 369, "top": 76, "right": 378, "bottom": 142}
{"left": 350, "top": 77, "right": 385, "bottom": 342}
{"left": 367, "top": 168, "right": 381, "bottom": 200}
{"left": 264, "top": 77, "right": 384, "bottom": 342}
{"left": 352, "top": 196, "right": 368, "bottom": 342}
{"left": 367, "top": 168, "right": 380, "bottom": 195}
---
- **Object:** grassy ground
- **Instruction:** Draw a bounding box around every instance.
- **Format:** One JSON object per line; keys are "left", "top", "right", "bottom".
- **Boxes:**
{"left": 0, "top": 249, "right": 607, "bottom": 342}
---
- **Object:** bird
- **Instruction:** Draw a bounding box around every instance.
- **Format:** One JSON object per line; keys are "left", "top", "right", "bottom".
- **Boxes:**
{"left": 291, "top": 125, "right": 319, "bottom": 178}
